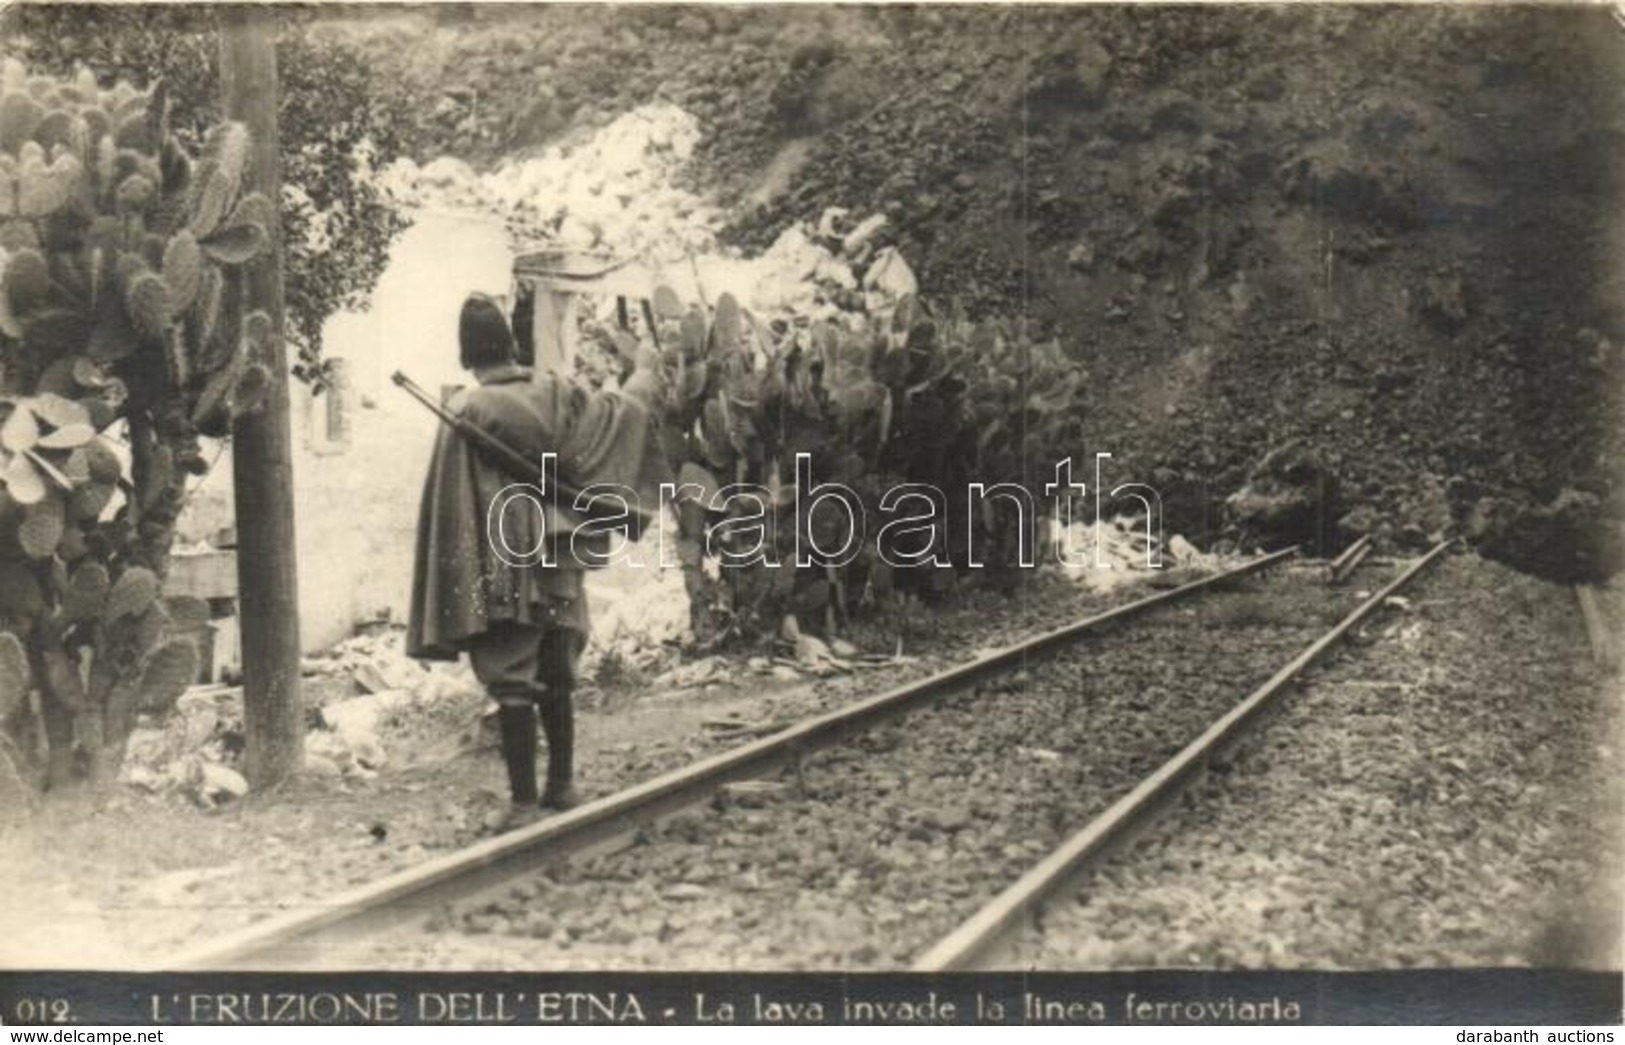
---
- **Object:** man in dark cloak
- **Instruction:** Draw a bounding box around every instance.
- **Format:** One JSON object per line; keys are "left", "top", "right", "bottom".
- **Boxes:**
{"left": 407, "top": 293, "right": 661, "bottom": 815}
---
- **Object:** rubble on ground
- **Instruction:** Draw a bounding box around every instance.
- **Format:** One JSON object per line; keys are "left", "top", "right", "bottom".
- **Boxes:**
{"left": 1040, "top": 514, "right": 1218, "bottom": 593}
{"left": 385, "top": 105, "right": 718, "bottom": 262}
{"left": 581, "top": 527, "right": 693, "bottom": 681}
{"left": 120, "top": 627, "right": 485, "bottom": 803}
{"left": 1474, "top": 486, "right": 1625, "bottom": 585}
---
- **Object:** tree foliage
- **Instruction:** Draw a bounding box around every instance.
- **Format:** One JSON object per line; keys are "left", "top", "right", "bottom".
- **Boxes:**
{"left": 1, "top": 5, "right": 412, "bottom": 388}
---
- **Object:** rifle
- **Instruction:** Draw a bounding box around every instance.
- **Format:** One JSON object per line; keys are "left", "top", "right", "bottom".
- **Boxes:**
{"left": 391, "top": 370, "right": 651, "bottom": 542}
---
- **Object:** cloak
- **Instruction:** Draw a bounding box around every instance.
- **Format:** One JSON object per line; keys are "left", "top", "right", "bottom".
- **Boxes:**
{"left": 406, "top": 363, "right": 658, "bottom": 660}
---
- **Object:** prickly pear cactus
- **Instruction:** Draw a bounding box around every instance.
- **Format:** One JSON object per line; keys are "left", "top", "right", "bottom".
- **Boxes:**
{"left": 0, "top": 60, "right": 275, "bottom": 788}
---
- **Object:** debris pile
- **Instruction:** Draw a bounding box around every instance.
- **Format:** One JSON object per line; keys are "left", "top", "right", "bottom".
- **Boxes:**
{"left": 383, "top": 104, "right": 718, "bottom": 264}
{"left": 304, "top": 629, "right": 433, "bottom": 700}
{"left": 1040, "top": 515, "right": 1222, "bottom": 593}
{"left": 121, "top": 628, "right": 485, "bottom": 804}
{"left": 301, "top": 629, "right": 488, "bottom": 777}
{"left": 1224, "top": 445, "right": 1340, "bottom": 557}
{"left": 383, "top": 103, "right": 914, "bottom": 329}
{"left": 583, "top": 550, "right": 693, "bottom": 681}
{"left": 644, "top": 615, "right": 910, "bottom": 698}
{"left": 384, "top": 104, "right": 925, "bottom": 667}
{"left": 120, "top": 687, "right": 248, "bottom": 806}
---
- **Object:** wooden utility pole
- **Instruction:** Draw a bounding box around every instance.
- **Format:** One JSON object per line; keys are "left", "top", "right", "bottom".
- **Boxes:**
{"left": 219, "top": 6, "right": 304, "bottom": 788}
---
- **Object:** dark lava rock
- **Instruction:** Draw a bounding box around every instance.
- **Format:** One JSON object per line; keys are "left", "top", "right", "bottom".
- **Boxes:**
{"left": 1337, "top": 504, "right": 1382, "bottom": 540}
{"left": 1475, "top": 487, "right": 1625, "bottom": 584}
{"left": 1225, "top": 445, "right": 1342, "bottom": 556}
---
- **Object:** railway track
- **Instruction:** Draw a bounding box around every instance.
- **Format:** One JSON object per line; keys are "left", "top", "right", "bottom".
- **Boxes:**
{"left": 158, "top": 541, "right": 1451, "bottom": 971}
{"left": 913, "top": 539, "right": 1455, "bottom": 970}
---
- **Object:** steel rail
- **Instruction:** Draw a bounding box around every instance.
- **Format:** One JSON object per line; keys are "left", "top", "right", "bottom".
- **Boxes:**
{"left": 1328, "top": 533, "right": 1373, "bottom": 585}
{"left": 156, "top": 547, "right": 1298, "bottom": 970}
{"left": 913, "top": 538, "right": 1456, "bottom": 971}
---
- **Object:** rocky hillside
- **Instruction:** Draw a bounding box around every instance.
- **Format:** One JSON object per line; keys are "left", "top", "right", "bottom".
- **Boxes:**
{"left": 328, "top": 5, "right": 1623, "bottom": 580}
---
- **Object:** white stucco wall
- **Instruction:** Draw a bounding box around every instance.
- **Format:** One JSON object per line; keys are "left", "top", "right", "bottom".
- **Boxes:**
{"left": 181, "top": 211, "right": 514, "bottom": 652}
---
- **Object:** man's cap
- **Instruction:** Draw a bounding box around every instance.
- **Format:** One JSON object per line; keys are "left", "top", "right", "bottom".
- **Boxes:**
{"left": 460, "top": 292, "right": 516, "bottom": 369}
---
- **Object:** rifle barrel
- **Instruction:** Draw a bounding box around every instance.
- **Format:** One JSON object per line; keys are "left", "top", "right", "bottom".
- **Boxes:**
{"left": 390, "top": 370, "right": 651, "bottom": 535}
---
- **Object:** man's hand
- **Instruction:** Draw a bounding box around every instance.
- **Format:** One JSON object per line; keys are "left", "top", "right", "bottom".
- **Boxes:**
{"left": 618, "top": 337, "right": 666, "bottom": 406}
{"left": 631, "top": 340, "right": 664, "bottom": 377}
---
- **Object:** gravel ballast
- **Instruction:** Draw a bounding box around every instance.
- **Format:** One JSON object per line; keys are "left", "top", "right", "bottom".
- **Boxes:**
{"left": 1016, "top": 554, "right": 1622, "bottom": 970}
{"left": 414, "top": 568, "right": 1368, "bottom": 970}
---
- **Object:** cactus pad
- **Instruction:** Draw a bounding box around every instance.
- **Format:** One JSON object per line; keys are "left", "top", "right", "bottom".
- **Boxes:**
{"left": 653, "top": 285, "right": 683, "bottom": 319}
{"left": 188, "top": 172, "right": 230, "bottom": 239}
{"left": 105, "top": 566, "right": 158, "bottom": 622}
{"left": 0, "top": 267, "right": 18, "bottom": 340}
{"left": 88, "top": 303, "right": 141, "bottom": 362}
{"left": 190, "top": 363, "right": 238, "bottom": 433}
{"left": 224, "top": 192, "right": 274, "bottom": 236}
{"left": 62, "top": 561, "right": 109, "bottom": 621}
{"left": 66, "top": 480, "right": 113, "bottom": 522}
{"left": 137, "top": 639, "right": 197, "bottom": 713}
{"left": 22, "top": 309, "right": 93, "bottom": 360}
{"left": 2, "top": 403, "right": 38, "bottom": 453}
{"left": 0, "top": 631, "right": 27, "bottom": 721}
{"left": 80, "top": 439, "right": 119, "bottom": 484}
{"left": 161, "top": 230, "right": 201, "bottom": 313}
{"left": 162, "top": 595, "right": 209, "bottom": 631}
{"left": 679, "top": 311, "right": 707, "bottom": 360}
{"left": 17, "top": 494, "right": 63, "bottom": 559}
{"left": 231, "top": 363, "right": 271, "bottom": 417}
{"left": 84, "top": 398, "right": 112, "bottom": 431}
{"left": 114, "top": 172, "right": 155, "bottom": 213}
{"left": 0, "top": 92, "right": 44, "bottom": 152}
{"left": 38, "top": 421, "right": 95, "bottom": 450}
{"left": 35, "top": 357, "right": 81, "bottom": 397}
{"left": 113, "top": 111, "right": 156, "bottom": 153}
{"left": 0, "top": 562, "right": 44, "bottom": 620}
{"left": 31, "top": 108, "right": 75, "bottom": 151}
{"left": 158, "top": 136, "right": 190, "bottom": 196}
{"left": 200, "top": 221, "right": 267, "bottom": 265}
{"left": 70, "top": 357, "right": 109, "bottom": 390}
{"left": 4, "top": 247, "right": 51, "bottom": 314}
{"left": 2, "top": 453, "right": 44, "bottom": 505}
{"left": 111, "top": 148, "right": 159, "bottom": 189}
{"left": 189, "top": 264, "right": 222, "bottom": 336}
{"left": 0, "top": 220, "right": 39, "bottom": 252}
{"left": 712, "top": 293, "right": 743, "bottom": 351}
{"left": 123, "top": 271, "right": 170, "bottom": 341}
{"left": 241, "top": 310, "right": 274, "bottom": 356}
{"left": 41, "top": 648, "right": 87, "bottom": 712}
{"left": 18, "top": 152, "right": 80, "bottom": 218}
{"left": 32, "top": 393, "right": 88, "bottom": 430}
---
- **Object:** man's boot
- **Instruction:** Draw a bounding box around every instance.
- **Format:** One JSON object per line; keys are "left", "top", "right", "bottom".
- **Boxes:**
{"left": 538, "top": 688, "right": 579, "bottom": 811}
{"left": 496, "top": 701, "right": 540, "bottom": 808}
